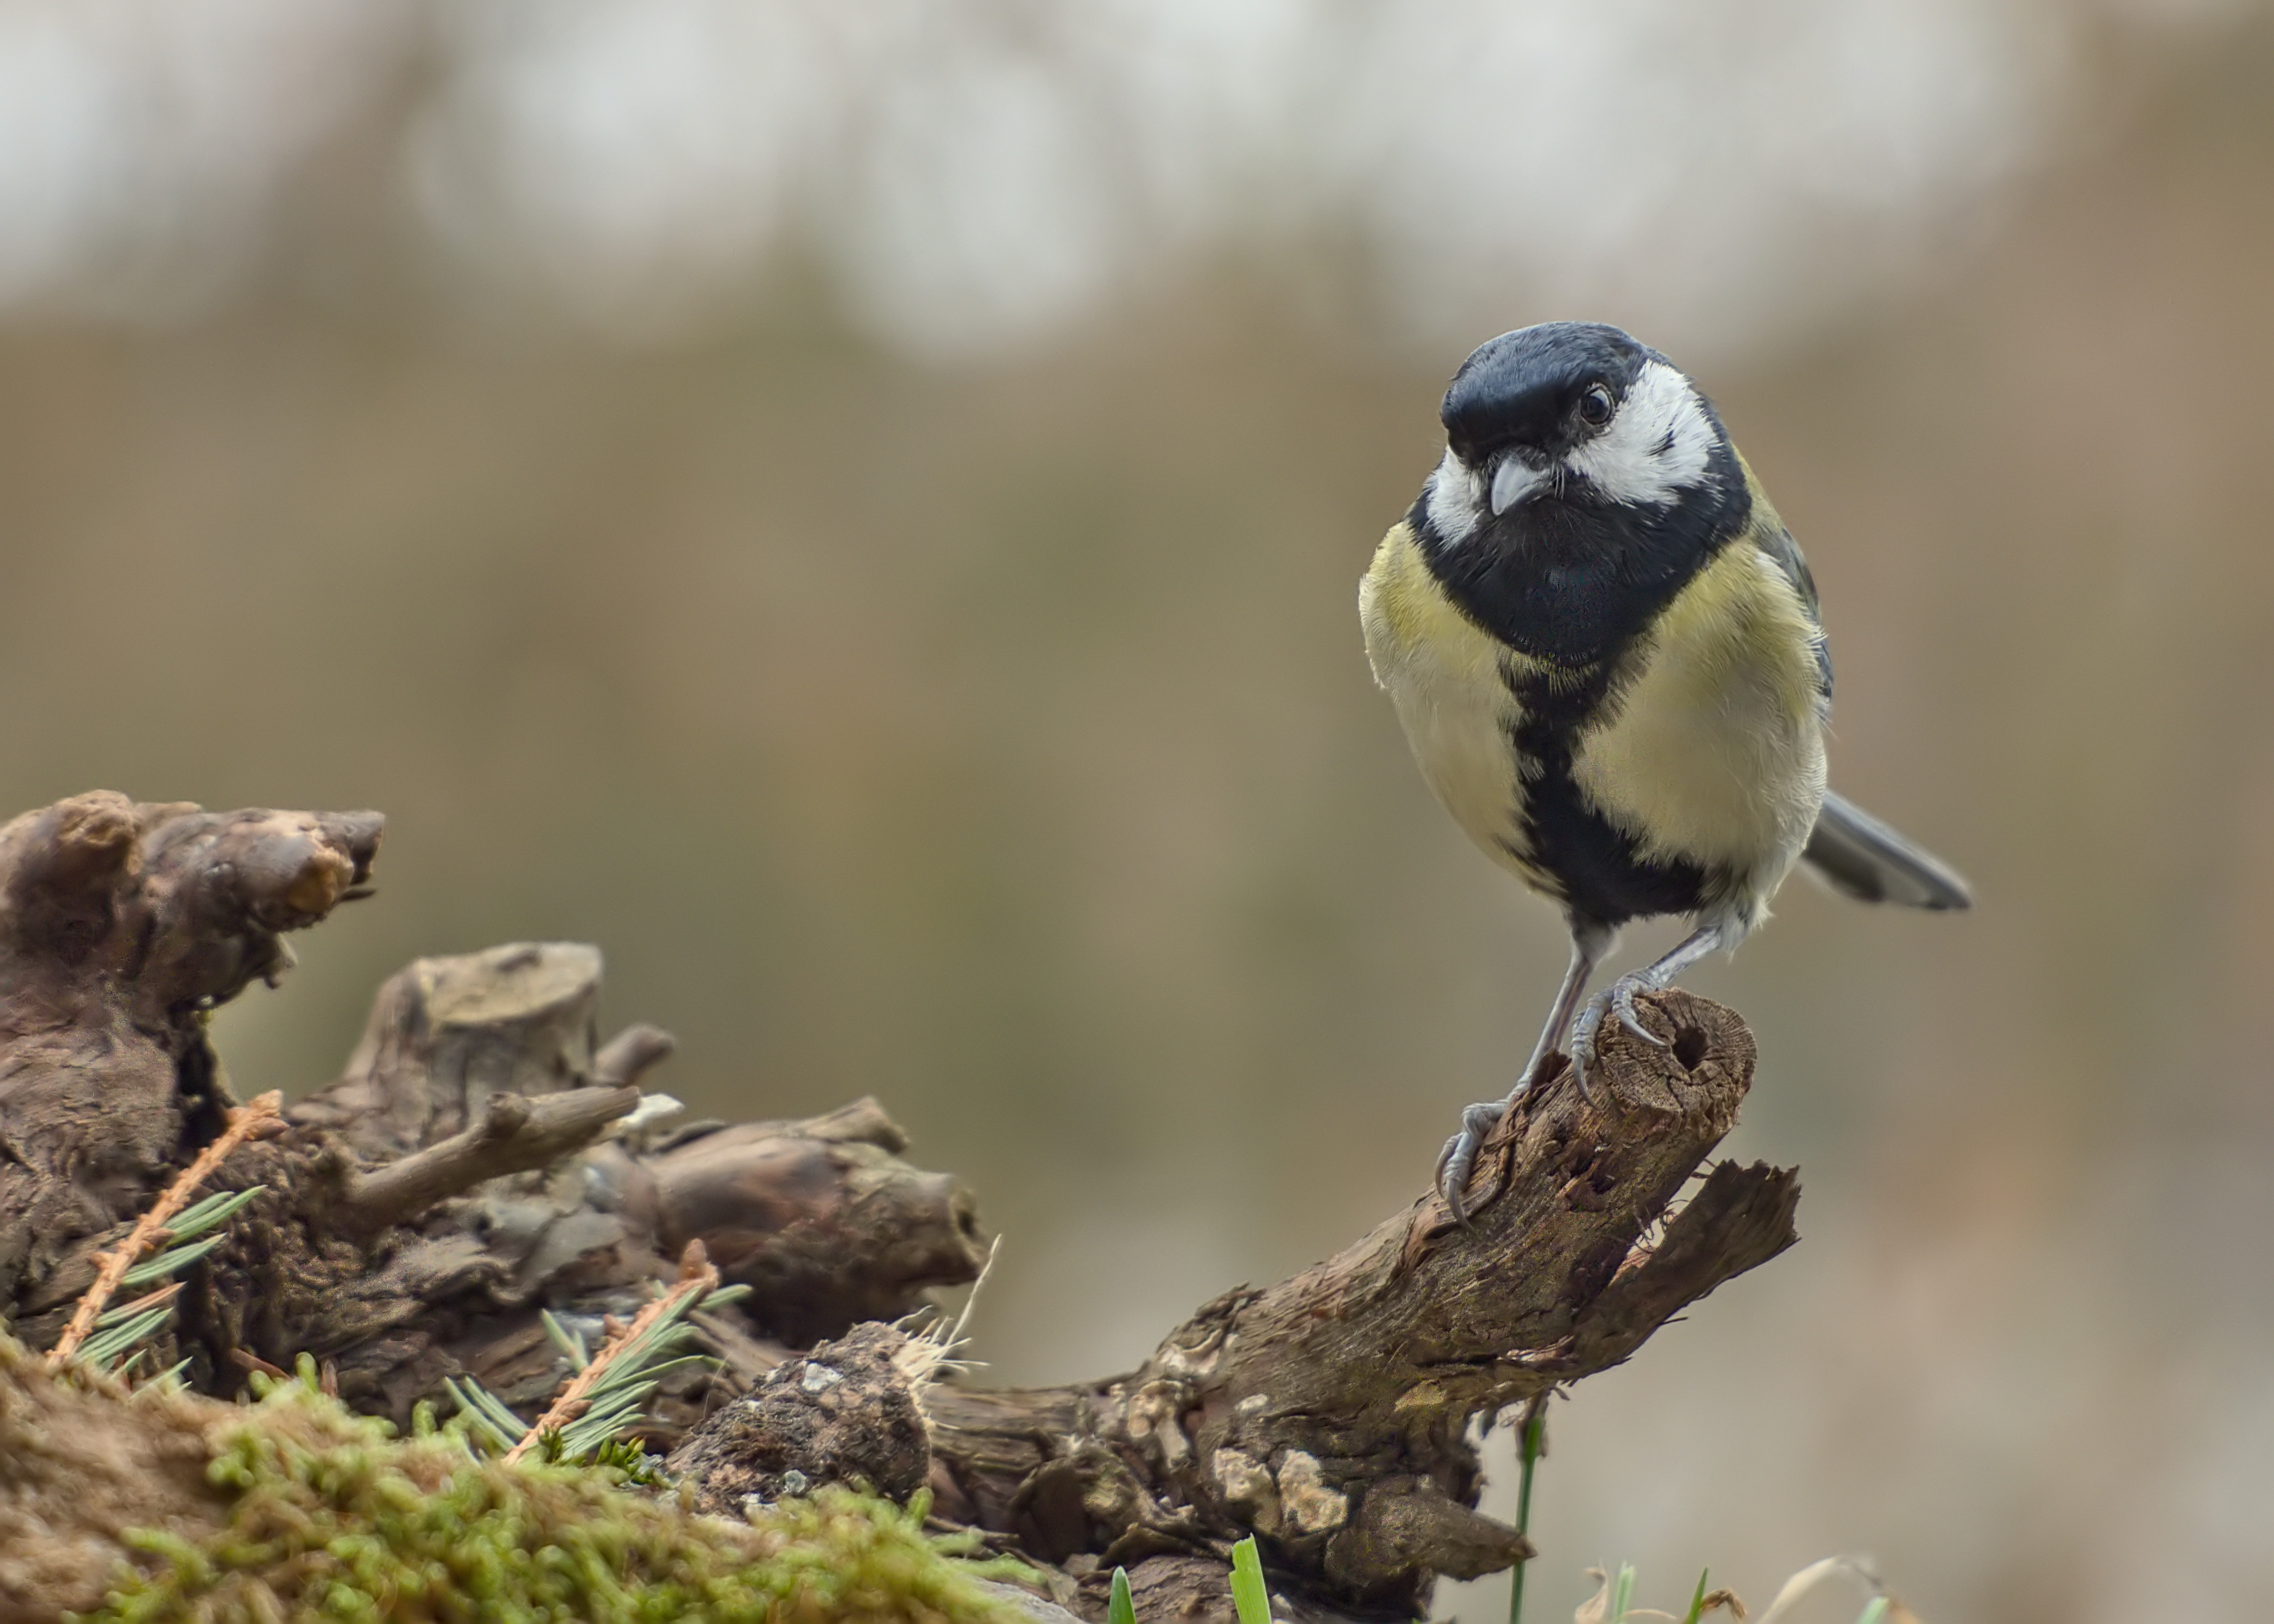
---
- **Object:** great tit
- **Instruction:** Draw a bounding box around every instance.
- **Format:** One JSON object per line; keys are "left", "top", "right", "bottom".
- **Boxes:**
{"left": 1359, "top": 321, "right": 1970, "bottom": 1220}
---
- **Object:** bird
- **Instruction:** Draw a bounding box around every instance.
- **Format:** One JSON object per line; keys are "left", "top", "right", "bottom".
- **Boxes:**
{"left": 1358, "top": 321, "right": 1970, "bottom": 1221}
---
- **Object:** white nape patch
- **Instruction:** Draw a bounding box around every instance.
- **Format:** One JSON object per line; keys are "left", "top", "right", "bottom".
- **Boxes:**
{"left": 1564, "top": 360, "right": 1715, "bottom": 507}
{"left": 1423, "top": 447, "right": 1486, "bottom": 542}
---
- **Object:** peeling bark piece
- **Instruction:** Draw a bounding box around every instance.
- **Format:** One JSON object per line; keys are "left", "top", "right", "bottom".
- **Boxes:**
{"left": 666, "top": 1322, "right": 931, "bottom": 1512}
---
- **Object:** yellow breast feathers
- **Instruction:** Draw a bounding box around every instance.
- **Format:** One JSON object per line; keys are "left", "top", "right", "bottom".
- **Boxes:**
{"left": 1567, "top": 515, "right": 1827, "bottom": 892}
{"left": 1359, "top": 521, "right": 1554, "bottom": 887}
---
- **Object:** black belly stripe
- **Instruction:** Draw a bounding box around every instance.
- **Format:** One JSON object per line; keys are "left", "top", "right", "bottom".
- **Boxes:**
{"left": 1405, "top": 428, "right": 1754, "bottom": 930}
{"left": 1498, "top": 657, "right": 1714, "bottom": 930}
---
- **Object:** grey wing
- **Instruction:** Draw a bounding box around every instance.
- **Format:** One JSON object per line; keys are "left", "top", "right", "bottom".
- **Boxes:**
{"left": 1804, "top": 790, "right": 1973, "bottom": 910}
{"left": 1754, "top": 520, "right": 1832, "bottom": 719}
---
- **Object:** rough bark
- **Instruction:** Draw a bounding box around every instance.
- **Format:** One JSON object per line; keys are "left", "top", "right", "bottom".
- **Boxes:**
{"left": 0, "top": 792, "right": 1801, "bottom": 1622}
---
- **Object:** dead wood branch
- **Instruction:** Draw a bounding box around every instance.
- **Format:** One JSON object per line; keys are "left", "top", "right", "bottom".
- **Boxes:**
{"left": 0, "top": 795, "right": 987, "bottom": 1455}
{"left": 921, "top": 990, "right": 1798, "bottom": 1620}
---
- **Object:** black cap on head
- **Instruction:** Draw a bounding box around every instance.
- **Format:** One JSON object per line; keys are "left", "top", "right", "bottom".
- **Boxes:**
{"left": 1441, "top": 321, "right": 1651, "bottom": 464}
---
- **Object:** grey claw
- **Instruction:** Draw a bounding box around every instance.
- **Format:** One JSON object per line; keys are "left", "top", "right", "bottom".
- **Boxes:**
{"left": 1569, "top": 1049, "right": 1600, "bottom": 1108}
{"left": 1436, "top": 1132, "right": 1474, "bottom": 1225}
{"left": 1614, "top": 984, "right": 1666, "bottom": 1046}
{"left": 1437, "top": 1097, "right": 1519, "bottom": 1224}
{"left": 1619, "top": 1014, "right": 1661, "bottom": 1043}
{"left": 1569, "top": 998, "right": 1614, "bottom": 1106}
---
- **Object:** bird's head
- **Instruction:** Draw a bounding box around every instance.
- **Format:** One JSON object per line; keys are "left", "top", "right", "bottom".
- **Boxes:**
{"left": 1425, "top": 322, "right": 1729, "bottom": 545}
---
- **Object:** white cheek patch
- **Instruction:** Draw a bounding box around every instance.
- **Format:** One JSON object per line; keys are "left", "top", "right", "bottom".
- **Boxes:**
{"left": 1424, "top": 447, "right": 1486, "bottom": 543}
{"left": 1564, "top": 360, "right": 1716, "bottom": 507}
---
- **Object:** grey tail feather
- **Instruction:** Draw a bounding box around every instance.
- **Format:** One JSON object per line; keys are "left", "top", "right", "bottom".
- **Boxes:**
{"left": 1802, "top": 790, "right": 1973, "bottom": 910}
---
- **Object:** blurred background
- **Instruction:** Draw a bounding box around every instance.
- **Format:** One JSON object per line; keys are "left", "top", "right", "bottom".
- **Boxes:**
{"left": 0, "top": 0, "right": 2268, "bottom": 1617}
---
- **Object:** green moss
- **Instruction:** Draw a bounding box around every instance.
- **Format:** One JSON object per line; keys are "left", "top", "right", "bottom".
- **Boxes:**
{"left": 78, "top": 1373, "right": 1031, "bottom": 1624}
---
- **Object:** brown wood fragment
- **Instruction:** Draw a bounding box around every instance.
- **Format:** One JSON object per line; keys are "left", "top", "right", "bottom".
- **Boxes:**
{"left": 0, "top": 795, "right": 379, "bottom": 1309}
{"left": 330, "top": 1083, "right": 642, "bottom": 1234}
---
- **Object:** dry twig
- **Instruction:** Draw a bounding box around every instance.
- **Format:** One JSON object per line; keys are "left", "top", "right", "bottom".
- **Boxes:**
{"left": 46, "top": 1091, "right": 284, "bottom": 1368}
{"left": 334, "top": 1085, "right": 642, "bottom": 1234}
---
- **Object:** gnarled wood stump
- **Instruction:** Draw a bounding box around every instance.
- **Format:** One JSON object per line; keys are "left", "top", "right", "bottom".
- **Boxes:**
{"left": 0, "top": 792, "right": 1799, "bottom": 1623}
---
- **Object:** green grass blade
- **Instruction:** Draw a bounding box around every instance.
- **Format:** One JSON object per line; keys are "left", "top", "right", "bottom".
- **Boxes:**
{"left": 558, "top": 1388, "right": 660, "bottom": 1457}
{"left": 1854, "top": 1601, "right": 1889, "bottom": 1624}
{"left": 1508, "top": 1399, "right": 1548, "bottom": 1624}
{"left": 451, "top": 1376, "right": 533, "bottom": 1449}
{"left": 1109, "top": 1567, "right": 1137, "bottom": 1624}
{"left": 607, "top": 1303, "right": 702, "bottom": 1369}
{"left": 97, "top": 1290, "right": 180, "bottom": 1328}
{"left": 1229, "top": 1536, "right": 1271, "bottom": 1624}
{"left": 602, "top": 1353, "right": 710, "bottom": 1389}
{"left": 471, "top": 1385, "right": 533, "bottom": 1443}
{"left": 1680, "top": 1568, "right": 1711, "bottom": 1624}
{"left": 1609, "top": 1565, "right": 1635, "bottom": 1623}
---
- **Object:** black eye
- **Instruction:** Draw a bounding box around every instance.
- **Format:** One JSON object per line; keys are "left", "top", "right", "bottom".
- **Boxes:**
{"left": 1577, "top": 384, "right": 1614, "bottom": 427}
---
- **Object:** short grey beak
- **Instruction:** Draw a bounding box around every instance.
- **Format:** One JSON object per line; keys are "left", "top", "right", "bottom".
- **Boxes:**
{"left": 1490, "top": 455, "right": 1543, "bottom": 516}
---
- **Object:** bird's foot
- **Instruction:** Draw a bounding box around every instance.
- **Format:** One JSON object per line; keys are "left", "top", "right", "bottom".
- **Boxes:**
{"left": 1436, "top": 1048, "right": 1579, "bottom": 1222}
{"left": 1567, "top": 972, "right": 1667, "bottom": 1101}
{"left": 1436, "top": 1095, "right": 1518, "bottom": 1225}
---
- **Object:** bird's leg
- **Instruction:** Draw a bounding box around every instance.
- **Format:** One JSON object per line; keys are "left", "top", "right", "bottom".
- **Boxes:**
{"left": 1568, "top": 919, "right": 1733, "bottom": 1095}
{"left": 1436, "top": 919, "right": 1613, "bottom": 1222}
